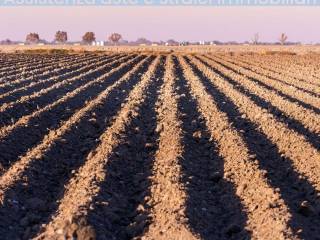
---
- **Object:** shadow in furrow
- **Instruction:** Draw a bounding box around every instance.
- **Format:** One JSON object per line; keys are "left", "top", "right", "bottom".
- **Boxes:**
{"left": 0, "top": 56, "right": 155, "bottom": 240}
{"left": 194, "top": 57, "right": 320, "bottom": 152}
{"left": 203, "top": 56, "right": 320, "bottom": 115}
{"left": 186, "top": 56, "right": 320, "bottom": 239}
{"left": 0, "top": 54, "right": 107, "bottom": 95}
{"left": 0, "top": 55, "right": 136, "bottom": 128}
{"left": 84, "top": 57, "right": 165, "bottom": 240}
{"left": 0, "top": 56, "right": 146, "bottom": 171}
{"left": 0, "top": 55, "right": 112, "bottom": 105}
{"left": 0, "top": 57, "right": 53, "bottom": 80}
{"left": 173, "top": 57, "right": 250, "bottom": 240}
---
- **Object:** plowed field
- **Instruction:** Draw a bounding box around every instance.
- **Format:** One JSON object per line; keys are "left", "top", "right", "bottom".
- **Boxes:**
{"left": 0, "top": 52, "right": 319, "bottom": 240}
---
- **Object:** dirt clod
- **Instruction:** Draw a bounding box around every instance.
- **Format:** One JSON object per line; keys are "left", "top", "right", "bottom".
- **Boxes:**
{"left": 298, "top": 201, "right": 316, "bottom": 217}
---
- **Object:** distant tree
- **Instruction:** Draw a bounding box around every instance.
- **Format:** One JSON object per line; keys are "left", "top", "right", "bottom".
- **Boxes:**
{"left": 82, "top": 32, "right": 96, "bottom": 44}
{"left": 279, "top": 33, "right": 288, "bottom": 45}
{"left": 226, "top": 41, "right": 240, "bottom": 45}
{"left": 120, "top": 39, "right": 129, "bottom": 45}
{"left": 252, "top": 33, "right": 259, "bottom": 45}
{"left": 166, "top": 39, "right": 179, "bottom": 46}
{"left": 135, "top": 37, "right": 152, "bottom": 45}
{"left": 26, "top": 33, "right": 40, "bottom": 44}
{"left": 55, "top": 31, "right": 68, "bottom": 43}
{"left": 212, "top": 40, "right": 223, "bottom": 45}
{"left": 109, "top": 33, "right": 122, "bottom": 45}
{"left": 0, "top": 39, "right": 12, "bottom": 45}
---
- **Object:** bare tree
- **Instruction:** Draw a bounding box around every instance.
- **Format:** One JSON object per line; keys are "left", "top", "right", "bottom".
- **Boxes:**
{"left": 55, "top": 31, "right": 68, "bottom": 43}
{"left": 279, "top": 33, "right": 288, "bottom": 45}
{"left": 109, "top": 33, "right": 122, "bottom": 45}
{"left": 26, "top": 33, "right": 40, "bottom": 44}
{"left": 252, "top": 33, "right": 259, "bottom": 45}
{"left": 82, "top": 32, "right": 96, "bottom": 44}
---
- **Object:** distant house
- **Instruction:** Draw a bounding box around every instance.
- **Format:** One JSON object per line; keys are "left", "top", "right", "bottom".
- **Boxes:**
{"left": 92, "top": 41, "right": 105, "bottom": 46}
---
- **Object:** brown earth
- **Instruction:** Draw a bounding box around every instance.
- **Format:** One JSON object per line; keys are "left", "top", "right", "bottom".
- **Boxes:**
{"left": 0, "top": 52, "right": 319, "bottom": 240}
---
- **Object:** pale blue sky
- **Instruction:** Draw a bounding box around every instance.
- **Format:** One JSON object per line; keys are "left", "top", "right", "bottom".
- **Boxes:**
{"left": 0, "top": 7, "right": 319, "bottom": 42}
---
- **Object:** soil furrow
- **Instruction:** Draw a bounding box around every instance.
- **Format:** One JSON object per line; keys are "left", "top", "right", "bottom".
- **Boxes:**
{"left": 204, "top": 55, "right": 320, "bottom": 113}
{"left": 0, "top": 55, "right": 63, "bottom": 76}
{"left": 0, "top": 54, "right": 89, "bottom": 84}
{"left": 0, "top": 53, "right": 68, "bottom": 69}
{"left": 252, "top": 55, "right": 320, "bottom": 86}
{"left": 35, "top": 56, "right": 162, "bottom": 240}
{"left": 0, "top": 54, "right": 133, "bottom": 127}
{"left": 236, "top": 54, "right": 320, "bottom": 87}
{"left": 69, "top": 57, "right": 164, "bottom": 240}
{"left": 0, "top": 54, "right": 111, "bottom": 103}
{"left": 173, "top": 55, "right": 250, "bottom": 240}
{"left": 0, "top": 55, "right": 146, "bottom": 171}
{"left": 0, "top": 54, "right": 116, "bottom": 97}
{"left": 0, "top": 51, "right": 318, "bottom": 240}
{"left": 0, "top": 56, "right": 157, "bottom": 240}
{"left": 0, "top": 53, "right": 99, "bottom": 89}
{"left": 0, "top": 55, "right": 151, "bottom": 195}
{"left": 187, "top": 56, "right": 320, "bottom": 191}
{"left": 142, "top": 55, "right": 197, "bottom": 240}
{"left": 186, "top": 55, "right": 320, "bottom": 239}
{"left": 223, "top": 54, "right": 320, "bottom": 95}
{"left": 177, "top": 55, "right": 294, "bottom": 239}
{"left": 0, "top": 55, "right": 38, "bottom": 69}
{"left": 194, "top": 56, "right": 320, "bottom": 150}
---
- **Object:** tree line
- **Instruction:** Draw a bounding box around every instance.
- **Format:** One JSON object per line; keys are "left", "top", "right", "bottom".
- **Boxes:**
{"left": 25, "top": 31, "right": 122, "bottom": 44}
{"left": 2, "top": 31, "right": 292, "bottom": 45}
{"left": 251, "top": 33, "right": 288, "bottom": 45}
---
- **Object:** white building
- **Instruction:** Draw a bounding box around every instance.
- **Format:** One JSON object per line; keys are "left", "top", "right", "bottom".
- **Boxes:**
{"left": 92, "top": 41, "right": 105, "bottom": 46}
